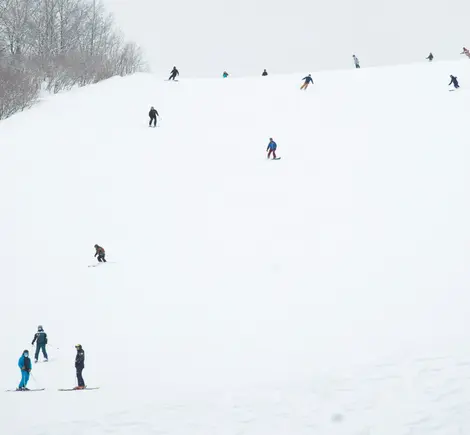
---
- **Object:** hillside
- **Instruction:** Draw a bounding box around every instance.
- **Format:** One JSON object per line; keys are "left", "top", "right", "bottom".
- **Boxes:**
{"left": 1, "top": 60, "right": 470, "bottom": 434}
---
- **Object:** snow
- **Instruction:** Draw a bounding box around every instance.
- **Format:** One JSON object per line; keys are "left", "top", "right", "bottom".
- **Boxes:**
{"left": 1, "top": 60, "right": 470, "bottom": 434}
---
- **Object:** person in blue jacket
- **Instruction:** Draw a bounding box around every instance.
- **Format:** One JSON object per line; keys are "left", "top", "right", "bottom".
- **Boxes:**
{"left": 266, "top": 138, "right": 278, "bottom": 159}
{"left": 18, "top": 350, "right": 32, "bottom": 391}
{"left": 300, "top": 74, "right": 314, "bottom": 90}
{"left": 32, "top": 325, "right": 48, "bottom": 363}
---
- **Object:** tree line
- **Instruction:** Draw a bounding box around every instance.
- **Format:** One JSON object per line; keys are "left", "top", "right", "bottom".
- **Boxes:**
{"left": 0, "top": 0, "right": 144, "bottom": 119}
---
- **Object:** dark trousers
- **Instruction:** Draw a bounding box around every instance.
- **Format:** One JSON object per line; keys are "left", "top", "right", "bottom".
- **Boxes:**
{"left": 76, "top": 367, "right": 85, "bottom": 387}
{"left": 267, "top": 149, "right": 277, "bottom": 159}
{"left": 169, "top": 74, "right": 177, "bottom": 80}
{"left": 149, "top": 116, "right": 156, "bottom": 127}
{"left": 34, "top": 344, "right": 48, "bottom": 360}
{"left": 355, "top": 65, "right": 360, "bottom": 69}
{"left": 98, "top": 254, "right": 106, "bottom": 263}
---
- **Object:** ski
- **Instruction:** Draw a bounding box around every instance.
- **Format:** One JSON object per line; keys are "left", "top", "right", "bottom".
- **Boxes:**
{"left": 5, "top": 388, "right": 45, "bottom": 392}
{"left": 58, "top": 387, "right": 100, "bottom": 391}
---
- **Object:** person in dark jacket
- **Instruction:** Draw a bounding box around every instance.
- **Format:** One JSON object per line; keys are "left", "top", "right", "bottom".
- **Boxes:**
{"left": 32, "top": 325, "right": 48, "bottom": 363}
{"left": 262, "top": 69, "right": 268, "bottom": 76}
{"left": 449, "top": 75, "right": 459, "bottom": 89}
{"left": 74, "top": 344, "right": 86, "bottom": 390}
{"left": 149, "top": 106, "right": 159, "bottom": 127}
{"left": 168, "top": 66, "right": 179, "bottom": 81}
{"left": 426, "top": 52, "right": 434, "bottom": 62}
{"left": 266, "top": 138, "right": 278, "bottom": 160}
{"left": 94, "top": 244, "right": 106, "bottom": 262}
{"left": 300, "top": 74, "right": 314, "bottom": 90}
{"left": 353, "top": 54, "right": 360, "bottom": 68}
{"left": 17, "top": 350, "right": 32, "bottom": 391}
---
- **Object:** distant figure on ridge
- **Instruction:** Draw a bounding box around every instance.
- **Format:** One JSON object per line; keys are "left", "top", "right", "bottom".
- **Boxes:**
{"left": 300, "top": 74, "right": 314, "bottom": 90}
{"left": 94, "top": 244, "right": 106, "bottom": 263}
{"left": 266, "top": 138, "right": 279, "bottom": 160}
{"left": 149, "top": 106, "right": 159, "bottom": 127}
{"left": 353, "top": 54, "right": 360, "bottom": 69}
{"left": 461, "top": 47, "right": 470, "bottom": 59}
{"left": 74, "top": 344, "right": 86, "bottom": 390}
{"left": 223, "top": 71, "right": 229, "bottom": 78}
{"left": 262, "top": 69, "right": 268, "bottom": 76}
{"left": 31, "top": 325, "right": 48, "bottom": 363}
{"left": 168, "top": 66, "right": 179, "bottom": 81}
{"left": 426, "top": 52, "right": 434, "bottom": 62}
{"left": 17, "top": 350, "right": 32, "bottom": 391}
{"left": 448, "top": 75, "right": 460, "bottom": 89}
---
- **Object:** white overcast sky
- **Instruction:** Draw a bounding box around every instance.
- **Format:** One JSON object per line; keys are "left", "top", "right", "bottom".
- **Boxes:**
{"left": 103, "top": 0, "right": 470, "bottom": 77}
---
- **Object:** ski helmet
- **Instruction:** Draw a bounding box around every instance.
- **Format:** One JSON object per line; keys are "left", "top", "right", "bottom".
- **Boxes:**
{"left": 75, "top": 344, "right": 82, "bottom": 349}
{"left": 23, "top": 350, "right": 29, "bottom": 355}
{"left": 38, "top": 325, "right": 43, "bottom": 331}
{"left": 94, "top": 244, "right": 98, "bottom": 248}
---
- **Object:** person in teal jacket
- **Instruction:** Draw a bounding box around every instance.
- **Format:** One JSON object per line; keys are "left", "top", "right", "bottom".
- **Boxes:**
{"left": 18, "top": 350, "right": 32, "bottom": 391}
{"left": 222, "top": 71, "right": 229, "bottom": 78}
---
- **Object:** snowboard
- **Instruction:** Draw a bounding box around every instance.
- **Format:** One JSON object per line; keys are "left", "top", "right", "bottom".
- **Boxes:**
{"left": 6, "top": 388, "right": 45, "bottom": 392}
{"left": 273, "top": 157, "right": 281, "bottom": 160}
{"left": 58, "top": 387, "right": 100, "bottom": 391}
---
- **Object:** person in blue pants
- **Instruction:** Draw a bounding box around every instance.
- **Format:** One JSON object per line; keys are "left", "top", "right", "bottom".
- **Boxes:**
{"left": 32, "top": 325, "right": 48, "bottom": 363}
{"left": 18, "top": 350, "right": 32, "bottom": 391}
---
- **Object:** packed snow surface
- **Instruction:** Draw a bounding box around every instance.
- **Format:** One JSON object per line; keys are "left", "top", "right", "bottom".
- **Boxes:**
{"left": 1, "top": 60, "right": 470, "bottom": 434}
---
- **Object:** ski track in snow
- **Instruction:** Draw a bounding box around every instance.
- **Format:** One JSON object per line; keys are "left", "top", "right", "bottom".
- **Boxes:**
{"left": 1, "top": 60, "right": 470, "bottom": 434}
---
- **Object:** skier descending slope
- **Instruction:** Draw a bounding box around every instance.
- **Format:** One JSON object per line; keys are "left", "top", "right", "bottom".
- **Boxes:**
{"left": 461, "top": 47, "right": 470, "bottom": 59}
{"left": 17, "top": 350, "right": 32, "bottom": 391}
{"left": 266, "top": 138, "right": 280, "bottom": 160}
{"left": 300, "top": 74, "right": 314, "bottom": 90}
{"left": 74, "top": 344, "right": 86, "bottom": 390}
{"left": 31, "top": 325, "right": 48, "bottom": 363}
{"left": 262, "top": 69, "right": 268, "bottom": 76}
{"left": 222, "top": 71, "right": 229, "bottom": 78}
{"left": 149, "top": 106, "right": 159, "bottom": 127}
{"left": 94, "top": 244, "right": 106, "bottom": 262}
{"left": 353, "top": 54, "right": 360, "bottom": 68}
{"left": 449, "top": 75, "right": 460, "bottom": 89}
{"left": 426, "top": 52, "right": 434, "bottom": 62}
{"left": 168, "top": 66, "right": 179, "bottom": 81}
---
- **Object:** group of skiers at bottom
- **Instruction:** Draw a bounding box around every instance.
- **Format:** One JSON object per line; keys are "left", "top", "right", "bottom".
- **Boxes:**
{"left": 17, "top": 326, "right": 86, "bottom": 391}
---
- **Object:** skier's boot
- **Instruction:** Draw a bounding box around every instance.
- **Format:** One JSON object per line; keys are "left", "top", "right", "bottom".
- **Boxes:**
{"left": 34, "top": 359, "right": 38, "bottom": 363}
{"left": 44, "top": 359, "right": 48, "bottom": 362}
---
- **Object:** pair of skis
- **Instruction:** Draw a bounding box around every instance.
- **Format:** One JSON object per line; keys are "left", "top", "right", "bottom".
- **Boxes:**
{"left": 6, "top": 387, "right": 99, "bottom": 392}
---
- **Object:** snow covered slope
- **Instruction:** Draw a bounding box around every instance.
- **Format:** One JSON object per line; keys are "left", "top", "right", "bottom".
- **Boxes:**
{"left": 1, "top": 60, "right": 470, "bottom": 434}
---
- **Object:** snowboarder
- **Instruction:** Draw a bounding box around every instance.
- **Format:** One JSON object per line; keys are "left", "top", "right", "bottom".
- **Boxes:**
{"left": 17, "top": 350, "right": 32, "bottom": 391}
{"left": 94, "top": 244, "right": 106, "bottom": 262}
{"left": 149, "top": 106, "right": 159, "bottom": 127}
{"left": 353, "top": 55, "right": 360, "bottom": 68}
{"left": 222, "top": 71, "right": 229, "bottom": 78}
{"left": 461, "top": 47, "right": 470, "bottom": 58}
{"left": 74, "top": 344, "right": 85, "bottom": 390}
{"left": 262, "top": 69, "right": 268, "bottom": 76}
{"left": 426, "top": 52, "right": 434, "bottom": 62}
{"left": 449, "top": 75, "right": 460, "bottom": 89}
{"left": 168, "top": 66, "right": 179, "bottom": 81}
{"left": 31, "top": 325, "right": 48, "bottom": 363}
{"left": 300, "top": 74, "right": 314, "bottom": 90}
{"left": 266, "top": 138, "right": 278, "bottom": 160}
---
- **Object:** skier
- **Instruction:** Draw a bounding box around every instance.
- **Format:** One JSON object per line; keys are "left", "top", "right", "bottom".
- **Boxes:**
{"left": 222, "top": 71, "right": 229, "bottom": 78}
{"left": 94, "top": 244, "right": 106, "bottom": 262}
{"left": 31, "top": 325, "right": 48, "bottom": 363}
{"left": 148, "top": 106, "right": 159, "bottom": 127}
{"left": 266, "top": 138, "right": 278, "bottom": 160}
{"left": 353, "top": 54, "right": 360, "bottom": 68}
{"left": 74, "top": 344, "right": 85, "bottom": 390}
{"left": 168, "top": 66, "right": 179, "bottom": 81}
{"left": 17, "top": 350, "right": 32, "bottom": 391}
{"left": 426, "top": 52, "right": 434, "bottom": 62}
{"left": 448, "top": 75, "right": 460, "bottom": 89}
{"left": 262, "top": 69, "right": 268, "bottom": 76}
{"left": 300, "top": 74, "right": 314, "bottom": 90}
{"left": 461, "top": 47, "right": 470, "bottom": 58}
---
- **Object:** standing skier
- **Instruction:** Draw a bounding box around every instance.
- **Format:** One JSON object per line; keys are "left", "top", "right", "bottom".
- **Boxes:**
{"left": 149, "top": 106, "right": 159, "bottom": 127}
{"left": 74, "top": 344, "right": 86, "bottom": 390}
{"left": 266, "top": 138, "right": 278, "bottom": 160}
{"left": 353, "top": 54, "right": 360, "bottom": 68}
{"left": 448, "top": 75, "right": 459, "bottom": 89}
{"left": 262, "top": 69, "right": 268, "bottom": 76}
{"left": 222, "top": 71, "right": 229, "bottom": 78}
{"left": 300, "top": 74, "right": 314, "bottom": 90}
{"left": 168, "top": 66, "right": 179, "bottom": 81}
{"left": 94, "top": 244, "right": 106, "bottom": 262}
{"left": 426, "top": 52, "right": 434, "bottom": 62}
{"left": 17, "top": 350, "right": 32, "bottom": 391}
{"left": 31, "top": 325, "right": 48, "bottom": 363}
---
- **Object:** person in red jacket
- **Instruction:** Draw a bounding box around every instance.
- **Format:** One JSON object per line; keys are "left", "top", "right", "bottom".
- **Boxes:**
{"left": 94, "top": 244, "right": 106, "bottom": 262}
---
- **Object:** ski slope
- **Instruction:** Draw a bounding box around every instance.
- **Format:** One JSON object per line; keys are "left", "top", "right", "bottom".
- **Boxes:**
{"left": 1, "top": 60, "right": 470, "bottom": 434}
